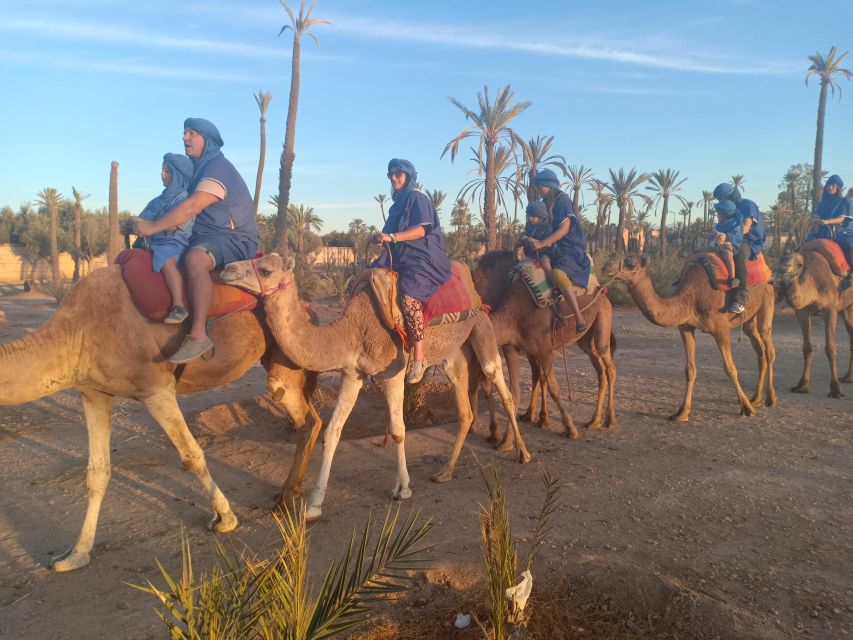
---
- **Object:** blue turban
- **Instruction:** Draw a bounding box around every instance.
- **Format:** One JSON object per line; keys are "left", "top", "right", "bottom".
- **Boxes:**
{"left": 534, "top": 168, "right": 561, "bottom": 189}
{"left": 714, "top": 182, "right": 738, "bottom": 200}
{"left": 184, "top": 117, "right": 223, "bottom": 171}
{"left": 387, "top": 158, "right": 417, "bottom": 184}
{"left": 714, "top": 200, "right": 738, "bottom": 217}
{"left": 163, "top": 153, "right": 194, "bottom": 195}
{"left": 816, "top": 174, "right": 847, "bottom": 220}
{"left": 526, "top": 200, "right": 548, "bottom": 218}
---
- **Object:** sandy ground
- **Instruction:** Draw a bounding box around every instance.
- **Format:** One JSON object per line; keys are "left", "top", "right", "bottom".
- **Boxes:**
{"left": 0, "top": 289, "right": 850, "bottom": 640}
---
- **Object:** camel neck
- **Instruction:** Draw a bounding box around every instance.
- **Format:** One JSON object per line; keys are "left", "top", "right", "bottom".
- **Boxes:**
{"left": 626, "top": 269, "right": 693, "bottom": 328}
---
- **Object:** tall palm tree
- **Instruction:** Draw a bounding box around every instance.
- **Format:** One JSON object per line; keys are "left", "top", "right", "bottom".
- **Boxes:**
{"left": 731, "top": 174, "right": 746, "bottom": 193}
{"left": 565, "top": 165, "right": 594, "bottom": 212}
{"left": 71, "top": 187, "right": 89, "bottom": 281}
{"left": 287, "top": 203, "right": 322, "bottom": 257}
{"left": 607, "top": 168, "right": 650, "bottom": 253}
{"left": 588, "top": 178, "right": 611, "bottom": 253}
{"left": 646, "top": 169, "right": 687, "bottom": 253}
{"left": 442, "top": 85, "right": 531, "bottom": 250}
{"left": 456, "top": 144, "right": 523, "bottom": 227}
{"left": 253, "top": 90, "right": 273, "bottom": 216}
{"left": 275, "top": 0, "right": 330, "bottom": 255}
{"left": 374, "top": 193, "right": 388, "bottom": 224}
{"left": 108, "top": 161, "right": 120, "bottom": 264}
{"left": 518, "top": 135, "right": 566, "bottom": 203}
{"left": 679, "top": 200, "right": 695, "bottom": 251}
{"left": 36, "top": 188, "right": 63, "bottom": 289}
{"left": 348, "top": 217, "right": 369, "bottom": 265}
{"left": 806, "top": 47, "right": 851, "bottom": 210}
{"left": 425, "top": 188, "right": 447, "bottom": 214}
{"left": 700, "top": 190, "right": 714, "bottom": 227}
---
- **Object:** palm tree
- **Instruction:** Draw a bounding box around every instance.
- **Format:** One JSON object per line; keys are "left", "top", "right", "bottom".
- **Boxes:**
{"left": 456, "top": 144, "right": 524, "bottom": 227}
{"left": 731, "top": 174, "right": 746, "bottom": 193}
{"left": 588, "top": 179, "right": 611, "bottom": 252}
{"left": 424, "top": 189, "right": 447, "bottom": 214}
{"left": 252, "top": 90, "right": 273, "bottom": 216}
{"left": 806, "top": 47, "right": 851, "bottom": 210}
{"left": 287, "top": 203, "right": 323, "bottom": 257}
{"left": 700, "top": 190, "right": 714, "bottom": 227}
{"left": 348, "top": 217, "right": 369, "bottom": 265}
{"left": 518, "top": 135, "right": 566, "bottom": 203}
{"left": 107, "top": 161, "right": 120, "bottom": 264}
{"left": 565, "top": 165, "right": 594, "bottom": 212}
{"left": 71, "top": 187, "right": 89, "bottom": 281}
{"left": 275, "top": 0, "right": 330, "bottom": 255}
{"left": 646, "top": 169, "right": 687, "bottom": 253}
{"left": 374, "top": 193, "right": 388, "bottom": 224}
{"left": 679, "top": 200, "right": 695, "bottom": 251}
{"left": 36, "top": 188, "right": 63, "bottom": 289}
{"left": 607, "top": 169, "right": 651, "bottom": 253}
{"left": 442, "top": 85, "right": 531, "bottom": 250}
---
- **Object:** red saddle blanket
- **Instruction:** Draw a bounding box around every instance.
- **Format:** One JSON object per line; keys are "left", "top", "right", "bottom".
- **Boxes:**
{"left": 695, "top": 251, "right": 772, "bottom": 291}
{"left": 423, "top": 262, "right": 482, "bottom": 326}
{"left": 800, "top": 239, "right": 850, "bottom": 276}
{"left": 117, "top": 249, "right": 257, "bottom": 322}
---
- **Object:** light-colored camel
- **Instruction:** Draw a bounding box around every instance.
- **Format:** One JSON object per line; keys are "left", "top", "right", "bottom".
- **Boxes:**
{"left": 602, "top": 254, "right": 777, "bottom": 421}
{"left": 221, "top": 254, "right": 531, "bottom": 520}
{"left": 472, "top": 250, "right": 617, "bottom": 438}
{"left": 0, "top": 265, "right": 320, "bottom": 572}
{"left": 779, "top": 250, "right": 853, "bottom": 396}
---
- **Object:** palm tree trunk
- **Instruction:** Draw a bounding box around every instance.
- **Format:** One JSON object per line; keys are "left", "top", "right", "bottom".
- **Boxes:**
{"left": 108, "top": 161, "right": 120, "bottom": 264}
{"left": 572, "top": 184, "right": 581, "bottom": 211}
{"left": 48, "top": 199, "right": 60, "bottom": 289}
{"left": 253, "top": 112, "right": 267, "bottom": 216}
{"left": 276, "top": 35, "right": 301, "bottom": 255}
{"left": 73, "top": 198, "right": 82, "bottom": 281}
{"left": 812, "top": 80, "right": 829, "bottom": 212}
{"left": 659, "top": 195, "right": 669, "bottom": 254}
{"left": 484, "top": 142, "right": 498, "bottom": 250}
{"left": 616, "top": 203, "right": 627, "bottom": 253}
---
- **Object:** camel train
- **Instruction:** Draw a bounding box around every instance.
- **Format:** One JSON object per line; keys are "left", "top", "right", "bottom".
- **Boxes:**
{"left": 1, "top": 236, "right": 851, "bottom": 572}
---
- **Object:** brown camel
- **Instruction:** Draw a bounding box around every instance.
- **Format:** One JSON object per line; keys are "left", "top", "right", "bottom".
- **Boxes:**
{"left": 0, "top": 265, "right": 320, "bottom": 572}
{"left": 779, "top": 250, "right": 853, "bottom": 396}
{"left": 602, "top": 254, "right": 777, "bottom": 421}
{"left": 473, "top": 250, "right": 617, "bottom": 439}
{"left": 221, "top": 254, "right": 531, "bottom": 519}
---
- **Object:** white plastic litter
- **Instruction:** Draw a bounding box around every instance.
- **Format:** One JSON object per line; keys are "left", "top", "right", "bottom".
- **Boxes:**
{"left": 453, "top": 612, "right": 471, "bottom": 629}
{"left": 505, "top": 570, "right": 533, "bottom": 615}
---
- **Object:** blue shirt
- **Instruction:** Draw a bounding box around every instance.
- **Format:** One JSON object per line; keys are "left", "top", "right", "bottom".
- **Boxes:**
{"left": 547, "top": 191, "right": 591, "bottom": 288}
{"left": 736, "top": 198, "right": 765, "bottom": 256}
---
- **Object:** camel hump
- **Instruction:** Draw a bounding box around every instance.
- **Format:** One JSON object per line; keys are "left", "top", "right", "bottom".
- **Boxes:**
{"left": 116, "top": 248, "right": 257, "bottom": 321}
{"left": 800, "top": 239, "right": 851, "bottom": 276}
{"left": 685, "top": 250, "right": 772, "bottom": 291}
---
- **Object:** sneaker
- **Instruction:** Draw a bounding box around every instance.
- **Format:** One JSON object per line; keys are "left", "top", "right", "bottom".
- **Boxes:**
{"left": 405, "top": 359, "right": 427, "bottom": 384}
{"left": 169, "top": 335, "right": 214, "bottom": 364}
{"left": 726, "top": 301, "right": 745, "bottom": 314}
{"left": 164, "top": 305, "right": 189, "bottom": 324}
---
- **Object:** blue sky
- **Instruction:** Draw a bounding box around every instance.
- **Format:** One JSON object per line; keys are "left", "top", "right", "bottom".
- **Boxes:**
{"left": 1, "top": 0, "right": 852, "bottom": 232}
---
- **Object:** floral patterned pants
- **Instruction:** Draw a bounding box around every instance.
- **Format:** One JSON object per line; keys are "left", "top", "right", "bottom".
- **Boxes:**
{"left": 401, "top": 295, "right": 425, "bottom": 342}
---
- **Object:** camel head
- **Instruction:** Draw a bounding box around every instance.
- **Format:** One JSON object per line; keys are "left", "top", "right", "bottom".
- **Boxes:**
{"left": 779, "top": 251, "right": 805, "bottom": 284}
{"left": 221, "top": 253, "right": 296, "bottom": 296}
{"left": 602, "top": 254, "right": 649, "bottom": 282}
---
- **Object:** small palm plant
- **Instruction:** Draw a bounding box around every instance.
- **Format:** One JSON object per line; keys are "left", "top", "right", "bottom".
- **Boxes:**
{"left": 133, "top": 505, "right": 432, "bottom": 640}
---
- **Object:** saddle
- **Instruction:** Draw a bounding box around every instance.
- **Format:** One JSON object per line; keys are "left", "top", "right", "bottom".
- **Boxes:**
{"left": 356, "top": 261, "right": 482, "bottom": 346}
{"left": 508, "top": 258, "right": 599, "bottom": 308}
{"left": 116, "top": 248, "right": 257, "bottom": 322}
{"left": 800, "top": 239, "right": 850, "bottom": 276}
{"left": 686, "top": 250, "right": 772, "bottom": 291}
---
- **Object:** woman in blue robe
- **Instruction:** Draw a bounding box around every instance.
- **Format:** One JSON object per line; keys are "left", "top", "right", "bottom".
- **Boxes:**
{"left": 137, "top": 152, "right": 195, "bottom": 323}
{"left": 810, "top": 174, "right": 853, "bottom": 277}
{"left": 526, "top": 169, "right": 591, "bottom": 331}
{"left": 373, "top": 158, "right": 451, "bottom": 383}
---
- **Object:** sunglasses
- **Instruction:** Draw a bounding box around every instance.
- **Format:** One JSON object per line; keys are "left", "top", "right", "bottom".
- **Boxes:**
{"left": 387, "top": 170, "right": 405, "bottom": 179}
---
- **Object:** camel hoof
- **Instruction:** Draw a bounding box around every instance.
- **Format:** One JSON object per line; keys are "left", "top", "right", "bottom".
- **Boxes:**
{"left": 431, "top": 470, "right": 453, "bottom": 484}
{"left": 584, "top": 420, "right": 603, "bottom": 430}
{"left": 536, "top": 419, "right": 549, "bottom": 429}
{"left": 840, "top": 376, "right": 852, "bottom": 383}
{"left": 766, "top": 396, "right": 779, "bottom": 408}
{"left": 790, "top": 385, "right": 809, "bottom": 394}
{"left": 749, "top": 396, "right": 762, "bottom": 407}
{"left": 486, "top": 434, "right": 500, "bottom": 444}
{"left": 517, "top": 449, "right": 532, "bottom": 464}
{"left": 828, "top": 389, "right": 845, "bottom": 399}
{"left": 51, "top": 550, "right": 90, "bottom": 573}
{"left": 274, "top": 493, "right": 303, "bottom": 514}
{"left": 210, "top": 511, "right": 238, "bottom": 533}
{"left": 496, "top": 441, "right": 514, "bottom": 453}
{"left": 305, "top": 505, "right": 323, "bottom": 521}
{"left": 740, "top": 403, "right": 756, "bottom": 417}
{"left": 668, "top": 413, "right": 689, "bottom": 423}
{"left": 564, "top": 427, "right": 580, "bottom": 439}
{"left": 392, "top": 486, "right": 412, "bottom": 501}
{"left": 518, "top": 412, "right": 533, "bottom": 423}
{"left": 605, "top": 419, "right": 620, "bottom": 429}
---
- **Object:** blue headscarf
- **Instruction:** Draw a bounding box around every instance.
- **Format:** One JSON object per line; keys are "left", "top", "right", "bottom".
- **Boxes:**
{"left": 534, "top": 168, "right": 561, "bottom": 189}
{"left": 139, "top": 152, "right": 195, "bottom": 221}
{"left": 526, "top": 200, "right": 548, "bottom": 219}
{"left": 714, "top": 200, "right": 738, "bottom": 218}
{"left": 387, "top": 158, "right": 417, "bottom": 201}
{"left": 816, "top": 174, "right": 846, "bottom": 219}
{"left": 184, "top": 117, "right": 224, "bottom": 176}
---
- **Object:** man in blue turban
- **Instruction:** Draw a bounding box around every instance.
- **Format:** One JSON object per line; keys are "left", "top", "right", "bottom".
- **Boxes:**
{"left": 713, "top": 182, "right": 765, "bottom": 313}
{"left": 809, "top": 174, "right": 853, "bottom": 282}
{"left": 134, "top": 117, "right": 259, "bottom": 363}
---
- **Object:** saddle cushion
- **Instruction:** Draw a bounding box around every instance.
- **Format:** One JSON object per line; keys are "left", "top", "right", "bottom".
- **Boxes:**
{"left": 800, "top": 239, "right": 850, "bottom": 276}
{"left": 510, "top": 258, "right": 599, "bottom": 308}
{"left": 117, "top": 248, "right": 257, "bottom": 321}
{"left": 696, "top": 250, "right": 772, "bottom": 291}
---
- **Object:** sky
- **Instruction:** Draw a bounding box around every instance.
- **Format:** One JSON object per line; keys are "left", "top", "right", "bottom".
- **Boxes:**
{"left": 1, "top": 0, "right": 852, "bottom": 232}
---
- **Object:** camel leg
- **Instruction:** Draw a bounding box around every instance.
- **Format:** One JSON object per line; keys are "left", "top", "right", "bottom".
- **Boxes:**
{"left": 601, "top": 335, "right": 618, "bottom": 428}
{"left": 305, "top": 371, "right": 364, "bottom": 520}
{"left": 432, "top": 350, "right": 475, "bottom": 483}
{"left": 531, "top": 354, "right": 552, "bottom": 428}
{"left": 274, "top": 384, "right": 324, "bottom": 509}
{"left": 711, "top": 329, "right": 755, "bottom": 417}
{"left": 791, "top": 309, "right": 813, "bottom": 393}
{"left": 842, "top": 309, "right": 853, "bottom": 383}
{"left": 759, "top": 299, "right": 778, "bottom": 407}
{"left": 541, "top": 366, "right": 579, "bottom": 438}
{"left": 143, "top": 391, "right": 238, "bottom": 533}
{"left": 52, "top": 390, "right": 113, "bottom": 573}
{"left": 380, "top": 372, "right": 412, "bottom": 500}
{"left": 505, "top": 346, "right": 533, "bottom": 423}
{"left": 742, "top": 317, "right": 767, "bottom": 407}
{"left": 668, "top": 326, "right": 697, "bottom": 422}
{"left": 823, "top": 307, "right": 844, "bottom": 398}
{"left": 579, "top": 336, "right": 607, "bottom": 429}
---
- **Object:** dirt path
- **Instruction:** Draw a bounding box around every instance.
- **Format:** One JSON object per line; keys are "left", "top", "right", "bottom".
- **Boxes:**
{"left": 0, "top": 292, "right": 850, "bottom": 639}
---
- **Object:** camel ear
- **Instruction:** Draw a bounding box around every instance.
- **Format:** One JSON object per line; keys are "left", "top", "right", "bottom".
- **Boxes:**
{"left": 284, "top": 253, "right": 296, "bottom": 272}
{"left": 638, "top": 255, "right": 650, "bottom": 268}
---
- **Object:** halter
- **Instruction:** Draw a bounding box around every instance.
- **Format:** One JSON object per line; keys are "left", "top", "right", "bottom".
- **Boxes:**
{"left": 251, "top": 257, "right": 294, "bottom": 300}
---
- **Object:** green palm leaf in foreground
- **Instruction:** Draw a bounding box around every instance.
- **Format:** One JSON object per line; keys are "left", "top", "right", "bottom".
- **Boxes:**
{"left": 131, "top": 505, "right": 433, "bottom": 640}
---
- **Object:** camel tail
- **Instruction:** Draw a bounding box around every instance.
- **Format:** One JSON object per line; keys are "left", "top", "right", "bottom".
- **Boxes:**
{"left": 610, "top": 331, "right": 617, "bottom": 356}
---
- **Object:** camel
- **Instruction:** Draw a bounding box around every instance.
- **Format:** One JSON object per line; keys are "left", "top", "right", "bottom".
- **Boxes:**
{"left": 602, "top": 254, "right": 777, "bottom": 421}
{"left": 0, "top": 265, "right": 320, "bottom": 572}
{"left": 779, "top": 250, "right": 853, "bottom": 396}
{"left": 220, "top": 253, "right": 531, "bottom": 520}
{"left": 472, "top": 250, "right": 617, "bottom": 439}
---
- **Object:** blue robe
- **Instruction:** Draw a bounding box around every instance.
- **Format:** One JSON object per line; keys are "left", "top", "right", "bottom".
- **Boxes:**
{"left": 523, "top": 220, "right": 552, "bottom": 260}
{"left": 714, "top": 216, "right": 743, "bottom": 248}
{"left": 372, "top": 188, "right": 451, "bottom": 301}
{"left": 809, "top": 176, "right": 853, "bottom": 243}
{"left": 736, "top": 198, "right": 765, "bottom": 258}
{"left": 547, "top": 191, "right": 591, "bottom": 288}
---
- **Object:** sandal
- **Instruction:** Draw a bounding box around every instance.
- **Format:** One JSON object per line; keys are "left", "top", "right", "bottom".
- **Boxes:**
{"left": 164, "top": 305, "right": 189, "bottom": 324}
{"left": 168, "top": 335, "right": 214, "bottom": 364}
